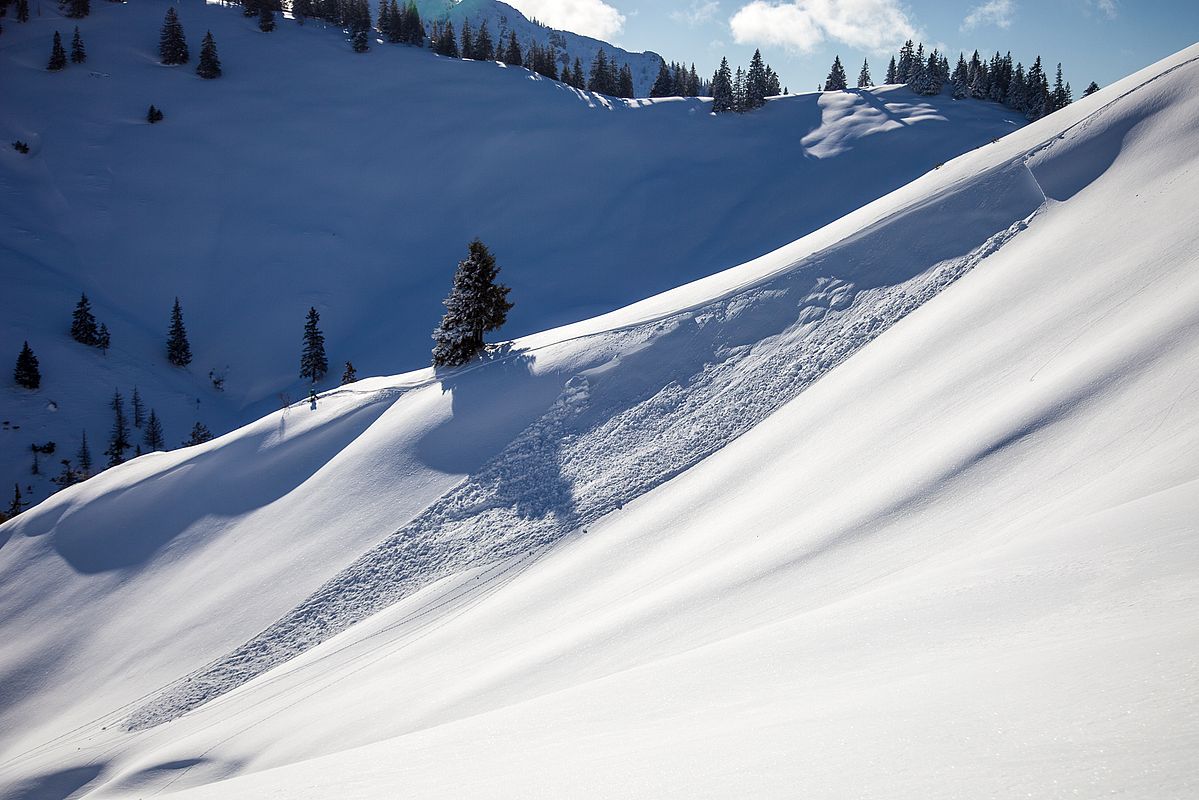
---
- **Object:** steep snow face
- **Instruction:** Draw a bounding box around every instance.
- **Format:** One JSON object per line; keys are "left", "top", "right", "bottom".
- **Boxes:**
{"left": 0, "top": 0, "right": 1022, "bottom": 511}
{"left": 1, "top": 41, "right": 1196, "bottom": 799}
{"left": 417, "top": 0, "right": 665, "bottom": 95}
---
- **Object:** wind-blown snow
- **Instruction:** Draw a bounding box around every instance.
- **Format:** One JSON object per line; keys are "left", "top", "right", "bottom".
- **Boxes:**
{"left": 1, "top": 13, "right": 1197, "bottom": 800}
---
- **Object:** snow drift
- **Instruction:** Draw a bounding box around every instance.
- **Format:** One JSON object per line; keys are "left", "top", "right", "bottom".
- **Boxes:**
{"left": 1, "top": 19, "right": 1198, "bottom": 800}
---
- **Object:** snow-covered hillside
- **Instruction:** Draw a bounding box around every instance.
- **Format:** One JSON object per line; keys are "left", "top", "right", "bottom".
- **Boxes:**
{"left": 416, "top": 0, "right": 666, "bottom": 95}
{"left": 1, "top": 27, "right": 1196, "bottom": 800}
{"left": 0, "top": 0, "right": 1023, "bottom": 511}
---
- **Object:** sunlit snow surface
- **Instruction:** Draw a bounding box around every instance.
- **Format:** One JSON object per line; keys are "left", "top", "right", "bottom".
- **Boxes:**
{"left": 1, "top": 4, "right": 1198, "bottom": 799}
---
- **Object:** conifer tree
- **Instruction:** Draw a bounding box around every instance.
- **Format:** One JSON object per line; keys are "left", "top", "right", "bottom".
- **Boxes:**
{"left": 651, "top": 61, "right": 672, "bottom": 97}
{"left": 71, "top": 293, "right": 99, "bottom": 346}
{"left": 341, "top": 361, "right": 357, "bottom": 384}
{"left": 77, "top": 430, "right": 93, "bottom": 476}
{"left": 1083, "top": 80, "right": 1100, "bottom": 97}
{"left": 711, "top": 57, "right": 733, "bottom": 113}
{"left": 258, "top": 6, "right": 275, "bottom": 32}
{"left": 6, "top": 484, "right": 26, "bottom": 519}
{"left": 15, "top": 0, "right": 29, "bottom": 24}
{"left": 65, "top": 0, "right": 89, "bottom": 17}
{"left": 403, "top": 1, "right": 423, "bottom": 46}
{"left": 147, "top": 105, "right": 165, "bottom": 123}
{"left": 352, "top": 29, "right": 369, "bottom": 53}
{"left": 71, "top": 27, "right": 87, "bottom": 63}
{"left": 857, "top": 58, "right": 872, "bottom": 88}
{"left": 745, "top": 49, "right": 768, "bottom": 108}
{"left": 13, "top": 341, "right": 40, "bottom": 389}
{"left": 159, "top": 7, "right": 189, "bottom": 65}
{"left": 886, "top": 55, "right": 897, "bottom": 84}
{"left": 431, "top": 239, "right": 513, "bottom": 367}
{"left": 54, "top": 458, "right": 80, "bottom": 488}
{"left": 184, "top": 422, "right": 213, "bottom": 446}
{"left": 824, "top": 56, "right": 847, "bottom": 91}
{"left": 48, "top": 31, "right": 68, "bottom": 71}
{"left": 503, "top": 30, "right": 521, "bottom": 66}
{"left": 433, "top": 20, "right": 455, "bottom": 56}
{"left": 196, "top": 30, "right": 221, "bottom": 78}
{"left": 617, "top": 63, "right": 634, "bottom": 98}
{"left": 732, "top": 66, "right": 746, "bottom": 112}
{"left": 131, "top": 386, "right": 145, "bottom": 428}
{"left": 897, "top": 40, "right": 915, "bottom": 82}
{"left": 105, "top": 389, "right": 131, "bottom": 467}
{"left": 300, "top": 306, "right": 328, "bottom": 383}
{"left": 166, "top": 297, "right": 192, "bottom": 367}
{"left": 144, "top": 410, "right": 164, "bottom": 451}
{"left": 570, "top": 58, "right": 585, "bottom": 90}
{"left": 459, "top": 18, "right": 473, "bottom": 58}
{"left": 952, "top": 52, "right": 969, "bottom": 99}
{"left": 96, "top": 323, "right": 110, "bottom": 354}
{"left": 475, "top": 21, "right": 493, "bottom": 60}
{"left": 765, "top": 65, "right": 781, "bottom": 97}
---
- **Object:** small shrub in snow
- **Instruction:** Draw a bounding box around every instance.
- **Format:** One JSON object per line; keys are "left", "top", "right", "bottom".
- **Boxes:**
{"left": 12, "top": 141, "right": 30, "bottom": 154}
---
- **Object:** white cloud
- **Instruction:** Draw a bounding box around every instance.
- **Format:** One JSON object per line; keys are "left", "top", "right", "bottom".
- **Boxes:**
{"left": 1096, "top": 0, "right": 1118, "bottom": 19}
{"left": 504, "top": 0, "right": 627, "bottom": 40}
{"left": 671, "top": 1, "right": 721, "bottom": 26}
{"left": 962, "top": 0, "right": 1015, "bottom": 30}
{"left": 729, "top": 0, "right": 919, "bottom": 55}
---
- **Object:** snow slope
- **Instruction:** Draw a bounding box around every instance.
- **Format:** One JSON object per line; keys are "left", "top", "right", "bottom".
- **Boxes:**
{"left": 0, "top": 0, "right": 1022, "bottom": 510}
{"left": 2, "top": 25, "right": 1198, "bottom": 800}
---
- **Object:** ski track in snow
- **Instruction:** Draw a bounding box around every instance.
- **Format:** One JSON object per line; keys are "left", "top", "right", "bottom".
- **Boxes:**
{"left": 126, "top": 161, "right": 1046, "bottom": 730}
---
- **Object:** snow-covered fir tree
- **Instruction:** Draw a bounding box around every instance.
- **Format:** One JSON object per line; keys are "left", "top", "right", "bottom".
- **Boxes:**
{"left": 47, "top": 31, "right": 68, "bottom": 71}
{"left": 431, "top": 239, "right": 513, "bottom": 368}
{"left": 711, "top": 57, "right": 733, "bottom": 113}
{"left": 71, "top": 27, "right": 86, "bottom": 64}
{"left": 824, "top": 56, "right": 848, "bottom": 91}
{"left": 857, "top": 58, "right": 872, "bottom": 88}
{"left": 197, "top": 31, "right": 221, "bottom": 79}
{"left": 144, "top": 410, "right": 165, "bottom": 451}
{"left": 300, "top": 306, "right": 328, "bottom": 384}
{"left": 159, "top": 7, "right": 189, "bottom": 65}
{"left": 13, "top": 341, "right": 40, "bottom": 389}
{"left": 71, "top": 293, "right": 99, "bottom": 346}
{"left": 166, "top": 297, "right": 192, "bottom": 367}
{"left": 105, "top": 389, "right": 131, "bottom": 467}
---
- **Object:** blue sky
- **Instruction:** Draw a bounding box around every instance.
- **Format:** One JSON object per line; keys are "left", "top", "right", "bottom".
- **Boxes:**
{"left": 503, "top": 0, "right": 1198, "bottom": 93}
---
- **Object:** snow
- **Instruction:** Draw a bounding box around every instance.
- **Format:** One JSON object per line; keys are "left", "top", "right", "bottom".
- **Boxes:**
{"left": 1, "top": 5, "right": 1198, "bottom": 799}
{"left": 0, "top": 0, "right": 1022, "bottom": 510}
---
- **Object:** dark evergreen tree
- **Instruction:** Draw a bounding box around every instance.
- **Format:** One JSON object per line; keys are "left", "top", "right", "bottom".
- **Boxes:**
{"left": 166, "top": 297, "right": 192, "bottom": 367}
{"left": 711, "top": 57, "right": 733, "bottom": 113}
{"left": 885, "top": 55, "right": 897, "bottom": 84}
{"left": 857, "top": 58, "right": 872, "bottom": 88}
{"left": 434, "top": 20, "right": 457, "bottom": 57}
{"left": 732, "top": 66, "right": 746, "bottom": 112}
{"left": 5, "top": 484, "right": 26, "bottom": 519}
{"left": 76, "top": 430, "right": 93, "bottom": 476}
{"left": 352, "top": 29, "right": 369, "bottom": 53}
{"left": 570, "top": 58, "right": 584, "bottom": 90}
{"left": 15, "top": 0, "right": 30, "bottom": 24}
{"left": 341, "top": 361, "right": 357, "bottom": 384}
{"left": 48, "top": 31, "right": 68, "bottom": 71}
{"left": 300, "top": 306, "right": 328, "bottom": 383}
{"left": 144, "top": 409, "right": 165, "bottom": 450}
{"left": 952, "top": 52, "right": 969, "bottom": 99}
{"left": 147, "top": 104, "right": 165, "bottom": 123}
{"left": 196, "top": 30, "right": 221, "bottom": 78}
{"left": 617, "top": 63, "right": 634, "bottom": 98}
{"left": 13, "top": 341, "right": 39, "bottom": 389}
{"left": 258, "top": 6, "right": 275, "bottom": 32}
{"left": 70, "top": 27, "right": 86, "bottom": 63}
{"left": 823, "top": 55, "right": 847, "bottom": 91}
{"left": 96, "top": 322, "right": 110, "bottom": 353}
{"left": 897, "top": 40, "right": 915, "bottom": 82}
{"left": 431, "top": 239, "right": 513, "bottom": 367}
{"left": 183, "top": 421, "right": 213, "bottom": 446}
{"left": 650, "top": 60, "right": 672, "bottom": 97}
{"left": 503, "top": 30, "right": 521, "bottom": 66}
{"left": 1050, "top": 62, "right": 1071, "bottom": 111}
{"left": 1026, "top": 56, "right": 1049, "bottom": 119}
{"left": 54, "top": 458, "right": 80, "bottom": 488}
{"left": 745, "top": 49, "right": 768, "bottom": 108}
{"left": 131, "top": 386, "right": 145, "bottom": 428}
{"left": 459, "top": 17, "right": 473, "bottom": 58}
{"left": 474, "top": 21, "right": 494, "bottom": 60}
{"left": 1083, "top": 80, "right": 1100, "bottom": 97}
{"left": 105, "top": 389, "right": 131, "bottom": 467}
{"left": 765, "top": 65, "right": 781, "bottom": 97}
{"left": 71, "top": 293, "right": 99, "bottom": 346}
{"left": 159, "top": 7, "right": 189, "bottom": 65}
{"left": 403, "top": 1, "right": 422, "bottom": 46}
{"left": 65, "top": 0, "right": 89, "bottom": 18}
